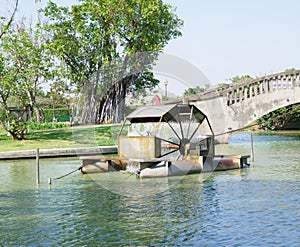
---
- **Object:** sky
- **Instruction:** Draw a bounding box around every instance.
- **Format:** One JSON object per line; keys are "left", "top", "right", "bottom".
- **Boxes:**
{"left": 3, "top": 0, "right": 300, "bottom": 95}
{"left": 162, "top": 0, "right": 300, "bottom": 86}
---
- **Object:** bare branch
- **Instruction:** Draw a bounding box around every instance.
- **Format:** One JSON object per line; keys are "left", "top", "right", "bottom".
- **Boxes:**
{"left": 0, "top": 0, "right": 19, "bottom": 39}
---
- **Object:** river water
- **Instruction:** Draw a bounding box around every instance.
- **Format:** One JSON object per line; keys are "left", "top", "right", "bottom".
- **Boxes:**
{"left": 0, "top": 132, "right": 299, "bottom": 246}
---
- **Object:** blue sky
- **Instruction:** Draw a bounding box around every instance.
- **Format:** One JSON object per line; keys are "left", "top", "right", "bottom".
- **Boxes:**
{"left": 163, "top": 0, "right": 300, "bottom": 84}
{"left": 7, "top": 0, "right": 300, "bottom": 93}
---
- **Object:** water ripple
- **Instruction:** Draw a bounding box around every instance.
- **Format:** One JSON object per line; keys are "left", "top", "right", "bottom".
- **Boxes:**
{"left": 0, "top": 134, "right": 300, "bottom": 246}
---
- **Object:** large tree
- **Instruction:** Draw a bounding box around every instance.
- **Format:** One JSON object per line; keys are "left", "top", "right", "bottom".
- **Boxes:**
{"left": 42, "top": 0, "right": 183, "bottom": 123}
{"left": 0, "top": 22, "right": 56, "bottom": 139}
{"left": 0, "top": 45, "right": 30, "bottom": 140}
{"left": 5, "top": 23, "right": 55, "bottom": 121}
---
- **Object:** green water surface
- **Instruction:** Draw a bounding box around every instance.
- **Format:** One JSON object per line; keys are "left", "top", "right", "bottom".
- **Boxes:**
{"left": 0, "top": 132, "right": 299, "bottom": 246}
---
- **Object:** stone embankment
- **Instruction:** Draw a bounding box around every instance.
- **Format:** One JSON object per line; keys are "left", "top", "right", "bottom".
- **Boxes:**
{"left": 0, "top": 146, "right": 117, "bottom": 160}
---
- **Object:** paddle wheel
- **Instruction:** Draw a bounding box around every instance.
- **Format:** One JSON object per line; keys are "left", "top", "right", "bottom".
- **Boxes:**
{"left": 81, "top": 104, "right": 250, "bottom": 177}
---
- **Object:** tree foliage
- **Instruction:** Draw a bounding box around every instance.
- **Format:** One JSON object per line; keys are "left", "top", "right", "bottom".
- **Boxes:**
{"left": 258, "top": 104, "right": 300, "bottom": 130}
{"left": 0, "top": 0, "right": 182, "bottom": 140}
{"left": 183, "top": 85, "right": 207, "bottom": 97}
{"left": 42, "top": 0, "right": 183, "bottom": 123}
{"left": 0, "top": 22, "right": 56, "bottom": 139}
{"left": 229, "top": 75, "right": 252, "bottom": 83}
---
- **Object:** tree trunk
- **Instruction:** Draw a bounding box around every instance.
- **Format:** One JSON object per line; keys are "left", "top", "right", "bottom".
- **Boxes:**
{"left": 34, "top": 105, "right": 41, "bottom": 124}
{"left": 95, "top": 75, "right": 135, "bottom": 123}
{"left": 76, "top": 63, "right": 139, "bottom": 124}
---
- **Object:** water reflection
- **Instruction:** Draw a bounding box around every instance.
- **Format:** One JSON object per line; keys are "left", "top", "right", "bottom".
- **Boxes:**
{"left": 0, "top": 132, "right": 299, "bottom": 246}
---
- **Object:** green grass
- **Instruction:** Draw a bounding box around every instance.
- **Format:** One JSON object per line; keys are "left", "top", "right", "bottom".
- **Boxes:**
{"left": 0, "top": 124, "right": 125, "bottom": 152}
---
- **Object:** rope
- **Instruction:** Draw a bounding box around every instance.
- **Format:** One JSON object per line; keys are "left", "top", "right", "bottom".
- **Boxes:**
{"left": 214, "top": 123, "right": 258, "bottom": 137}
{"left": 48, "top": 166, "right": 82, "bottom": 184}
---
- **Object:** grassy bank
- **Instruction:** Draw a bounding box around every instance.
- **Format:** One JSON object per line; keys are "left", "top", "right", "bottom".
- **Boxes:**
{"left": 2, "top": 124, "right": 299, "bottom": 152}
{"left": 0, "top": 124, "right": 123, "bottom": 152}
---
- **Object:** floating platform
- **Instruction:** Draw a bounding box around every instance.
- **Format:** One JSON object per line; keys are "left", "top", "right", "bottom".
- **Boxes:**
{"left": 80, "top": 155, "right": 250, "bottom": 178}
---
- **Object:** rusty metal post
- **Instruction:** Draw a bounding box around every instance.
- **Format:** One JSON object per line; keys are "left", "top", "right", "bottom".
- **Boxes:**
{"left": 250, "top": 133, "right": 254, "bottom": 162}
{"left": 36, "top": 148, "right": 40, "bottom": 185}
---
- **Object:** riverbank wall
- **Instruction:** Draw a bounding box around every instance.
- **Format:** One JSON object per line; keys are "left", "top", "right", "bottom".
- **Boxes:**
{"left": 0, "top": 146, "right": 117, "bottom": 160}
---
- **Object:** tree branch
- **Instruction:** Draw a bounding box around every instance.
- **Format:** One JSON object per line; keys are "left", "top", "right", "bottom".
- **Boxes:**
{"left": 0, "top": 0, "right": 19, "bottom": 39}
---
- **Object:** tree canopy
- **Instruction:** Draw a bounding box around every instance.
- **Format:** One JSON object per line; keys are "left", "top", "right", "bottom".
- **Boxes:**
{"left": 0, "top": 0, "right": 183, "bottom": 140}
{"left": 183, "top": 84, "right": 210, "bottom": 97}
{"left": 229, "top": 75, "right": 252, "bottom": 83}
{"left": 42, "top": 0, "right": 183, "bottom": 123}
{"left": 0, "top": 22, "right": 57, "bottom": 139}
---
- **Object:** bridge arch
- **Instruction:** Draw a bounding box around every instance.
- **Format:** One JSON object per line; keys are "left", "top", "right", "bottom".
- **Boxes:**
{"left": 184, "top": 70, "right": 300, "bottom": 143}
{"left": 224, "top": 70, "right": 300, "bottom": 131}
{"left": 255, "top": 103, "right": 300, "bottom": 130}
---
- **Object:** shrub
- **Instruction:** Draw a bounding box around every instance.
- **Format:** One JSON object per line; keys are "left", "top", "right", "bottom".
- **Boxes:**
{"left": 41, "top": 107, "right": 70, "bottom": 122}
{"left": 29, "top": 121, "right": 71, "bottom": 130}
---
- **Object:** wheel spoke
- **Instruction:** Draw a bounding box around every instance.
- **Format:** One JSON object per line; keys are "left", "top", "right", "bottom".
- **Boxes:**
{"left": 186, "top": 105, "right": 194, "bottom": 139}
{"left": 188, "top": 122, "right": 201, "bottom": 142}
{"left": 165, "top": 119, "right": 181, "bottom": 141}
{"left": 178, "top": 109, "right": 185, "bottom": 139}
{"left": 158, "top": 137, "right": 179, "bottom": 146}
{"left": 176, "top": 152, "right": 182, "bottom": 160}
{"left": 159, "top": 148, "right": 178, "bottom": 158}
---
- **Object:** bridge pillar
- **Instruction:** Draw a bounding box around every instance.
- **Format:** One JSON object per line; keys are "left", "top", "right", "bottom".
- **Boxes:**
{"left": 259, "top": 81, "right": 263, "bottom": 94}
{"left": 278, "top": 76, "right": 283, "bottom": 89}
{"left": 234, "top": 89, "right": 238, "bottom": 104}
{"left": 271, "top": 78, "right": 275, "bottom": 90}
{"left": 249, "top": 85, "right": 253, "bottom": 98}
{"left": 271, "top": 78, "right": 276, "bottom": 91}
{"left": 226, "top": 92, "right": 231, "bottom": 106}
{"left": 239, "top": 87, "right": 244, "bottom": 101}
{"left": 296, "top": 75, "right": 300, "bottom": 87}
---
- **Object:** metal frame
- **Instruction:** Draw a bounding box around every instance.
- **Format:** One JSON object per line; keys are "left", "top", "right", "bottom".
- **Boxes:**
{"left": 118, "top": 104, "right": 215, "bottom": 159}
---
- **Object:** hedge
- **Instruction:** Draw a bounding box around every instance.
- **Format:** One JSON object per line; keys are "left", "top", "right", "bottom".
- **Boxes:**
{"left": 39, "top": 107, "right": 70, "bottom": 122}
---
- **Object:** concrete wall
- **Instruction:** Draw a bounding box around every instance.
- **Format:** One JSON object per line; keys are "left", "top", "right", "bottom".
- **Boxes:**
{"left": 192, "top": 97, "right": 230, "bottom": 143}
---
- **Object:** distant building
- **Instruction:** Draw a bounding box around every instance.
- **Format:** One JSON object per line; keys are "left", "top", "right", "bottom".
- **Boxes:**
{"left": 154, "top": 95, "right": 161, "bottom": 105}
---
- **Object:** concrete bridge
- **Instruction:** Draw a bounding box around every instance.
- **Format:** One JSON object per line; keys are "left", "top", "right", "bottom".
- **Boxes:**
{"left": 168, "top": 70, "right": 300, "bottom": 143}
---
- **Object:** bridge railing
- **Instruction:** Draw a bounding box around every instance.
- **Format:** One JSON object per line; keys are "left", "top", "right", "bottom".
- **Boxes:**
{"left": 225, "top": 70, "right": 300, "bottom": 106}
{"left": 163, "top": 70, "right": 300, "bottom": 106}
